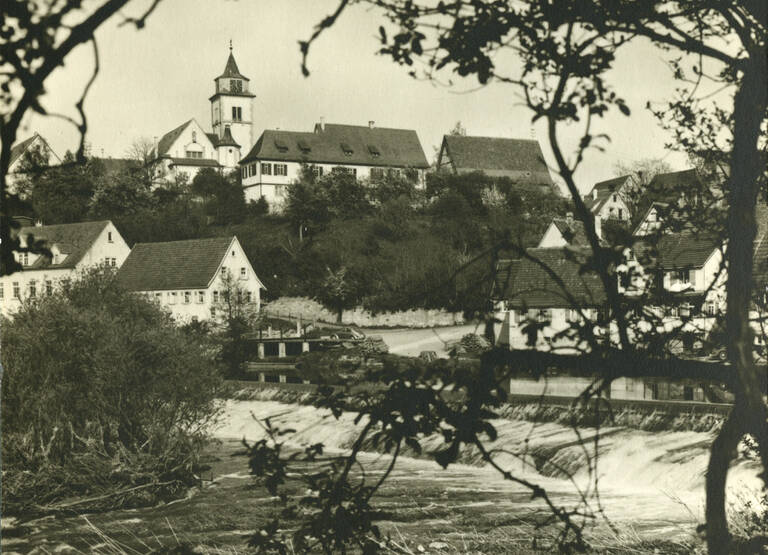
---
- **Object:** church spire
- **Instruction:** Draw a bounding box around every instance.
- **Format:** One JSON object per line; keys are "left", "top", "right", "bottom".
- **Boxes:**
{"left": 218, "top": 43, "right": 246, "bottom": 80}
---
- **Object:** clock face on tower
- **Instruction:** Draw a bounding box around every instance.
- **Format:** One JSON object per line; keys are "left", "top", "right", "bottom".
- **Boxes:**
{"left": 231, "top": 79, "right": 242, "bottom": 93}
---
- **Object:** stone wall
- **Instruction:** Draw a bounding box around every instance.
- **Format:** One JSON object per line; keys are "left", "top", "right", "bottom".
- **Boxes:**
{"left": 265, "top": 297, "right": 464, "bottom": 328}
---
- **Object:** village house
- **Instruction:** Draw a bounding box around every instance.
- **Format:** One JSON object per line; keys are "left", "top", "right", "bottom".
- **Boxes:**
{"left": 435, "top": 134, "right": 555, "bottom": 192}
{"left": 116, "top": 236, "right": 263, "bottom": 322}
{"left": 6, "top": 132, "right": 60, "bottom": 194}
{"left": 150, "top": 46, "right": 253, "bottom": 184}
{"left": 238, "top": 120, "right": 430, "bottom": 210}
{"left": 582, "top": 175, "right": 634, "bottom": 223}
{"left": 538, "top": 213, "right": 595, "bottom": 248}
{"left": 0, "top": 220, "right": 130, "bottom": 317}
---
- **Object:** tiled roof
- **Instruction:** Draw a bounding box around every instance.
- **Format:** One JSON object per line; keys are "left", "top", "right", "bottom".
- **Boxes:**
{"left": 493, "top": 248, "right": 607, "bottom": 308}
{"left": 168, "top": 157, "right": 222, "bottom": 168}
{"left": 442, "top": 135, "right": 553, "bottom": 184}
{"left": 156, "top": 120, "right": 192, "bottom": 157}
{"left": 240, "top": 123, "right": 429, "bottom": 169}
{"left": 206, "top": 133, "right": 221, "bottom": 148}
{"left": 655, "top": 233, "right": 722, "bottom": 269}
{"left": 19, "top": 220, "right": 110, "bottom": 270}
{"left": 217, "top": 52, "right": 248, "bottom": 80}
{"left": 583, "top": 175, "right": 630, "bottom": 213}
{"left": 9, "top": 134, "right": 38, "bottom": 166}
{"left": 117, "top": 236, "right": 235, "bottom": 292}
{"left": 551, "top": 218, "right": 589, "bottom": 246}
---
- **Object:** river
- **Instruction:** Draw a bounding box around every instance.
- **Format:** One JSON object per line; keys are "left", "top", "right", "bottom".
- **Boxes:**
{"left": 3, "top": 399, "right": 762, "bottom": 553}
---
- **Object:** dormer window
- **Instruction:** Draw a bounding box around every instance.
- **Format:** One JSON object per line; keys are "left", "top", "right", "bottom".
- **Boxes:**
{"left": 298, "top": 140, "right": 311, "bottom": 153}
{"left": 274, "top": 139, "right": 288, "bottom": 152}
{"left": 367, "top": 144, "right": 380, "bottom": 157}
{"left": 230, "top": 79, "right": 242, "bottom": 93}
{"left": 340, "top": 142, "right": 353, "bottom": 156}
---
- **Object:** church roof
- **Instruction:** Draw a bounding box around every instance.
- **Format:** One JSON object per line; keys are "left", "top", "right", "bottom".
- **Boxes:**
{"left": 217, "top": 127, "right": 240, "bottom": 148}
{"left": 240, "top": 123, "right": 429, "bottom": 169}
{"left": 156, "top": 120, "right": 193, "bottom": 157}
{"left": 117, "top": 236, "right": 236, "bottom": 291}
{"left": 217, "top": 51, "right": 248, "bottom": 81}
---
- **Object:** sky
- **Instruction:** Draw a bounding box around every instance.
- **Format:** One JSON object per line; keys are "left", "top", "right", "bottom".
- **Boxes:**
{"left": 23, "top": 0, "right": 696, "bottom": 193}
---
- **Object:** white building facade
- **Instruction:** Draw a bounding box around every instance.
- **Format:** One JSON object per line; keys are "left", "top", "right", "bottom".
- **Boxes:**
{"left": 0, "top": 220, "right": 131, "bottom": 317}
{"left": 239, "top": 122, "right": 430, "bottom": 210}
{"left": 116, "top": 236, "right": 263, "bottom": 323}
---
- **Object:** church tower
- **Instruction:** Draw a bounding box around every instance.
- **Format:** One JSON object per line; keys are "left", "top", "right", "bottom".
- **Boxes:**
{"left": 210, "top": 43, "right": 254, "bottom": 158}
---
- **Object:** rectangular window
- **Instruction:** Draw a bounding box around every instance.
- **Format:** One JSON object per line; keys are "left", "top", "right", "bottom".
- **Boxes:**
{"left": 707, "top": 301, "right": 717, "bottom": 315}
{"left": 240, "top": 267, "right": 246, "bottom": 278}
{"left": 45, "top": 280, "right": 53, "bottom": 296}
{"left": 169, "top": 292, "right": 177, "bottom": 305}
{"left": 261, "top": 163, "right": 272, "bottom": 175}
{"left": 246, "top": 291, "right": 252, "bottom": 303}
{"left": 108, "top": 231, "right": 113, "bottom": 243}
{"left": 29, "top": 280, "right": 36, "bottom": 297}
{"left": 274, "top": 163, "right": 288, "bottom": 176}
{"left": 566, "top": 308, "right": 580, "bottom": 322}
{"left": 13, "top": 282, "right": 20, "bottom": 299}
{"left": 21, "top": 252, "right": 28, "bottom": 265}
{"left": 312, "top": 165, "right": 324, "bottom": 178}
{"left": 232, "top": 107, "right": 242, "bottom": 121}
{"left": 370, "top": 168, "right": 385, "bottom": 180}
{"left": 197, "top": 291, "right": 205, "bottom": 304}
{"left": 184, "top": 291, "right": 191, "bottom": 304}
{"left": 213, "top": 291, "right": 219, "bottom": 303}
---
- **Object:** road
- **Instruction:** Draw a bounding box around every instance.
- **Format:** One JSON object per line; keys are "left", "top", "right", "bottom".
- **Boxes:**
{"left": 365, "top": 323, "right": 482, "bottom": 357}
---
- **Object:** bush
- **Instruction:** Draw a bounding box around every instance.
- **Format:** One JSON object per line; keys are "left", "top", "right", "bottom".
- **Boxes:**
{"left": 1, "top": 267, "right": 224, "bottom": 515}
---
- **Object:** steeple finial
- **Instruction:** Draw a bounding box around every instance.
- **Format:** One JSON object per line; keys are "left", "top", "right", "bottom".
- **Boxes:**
{"left": 229, "top": 39, "right": 232, "bottom": 52}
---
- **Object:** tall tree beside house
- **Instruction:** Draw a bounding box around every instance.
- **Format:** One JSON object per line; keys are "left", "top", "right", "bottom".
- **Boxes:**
{"left": 315, "top": 266, "right": 359, "bottom": 324}
{"left": 211, "top": 269, "right": 263, "bottom": 378}
{"left": 284, "top": 165, "right": 332, "bottom": 240}
{"left": 191, "top": 167, "right": 247, "bottom": 225}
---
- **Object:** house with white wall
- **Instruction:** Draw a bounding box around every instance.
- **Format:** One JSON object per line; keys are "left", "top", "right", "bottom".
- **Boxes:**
{"left": 116, "top": 236, "right": 263, "bottom": 322}
{"left": 0, "top": 220, "right": 130, "bottom": 317}
{"left": 239, "top": 121, "right": 430, "bottom": 210}
{"left": 583, "top": 175, "right": 633, "bottom": 223}
{"left": 6, "top": 133, "right": 60, "bottom": 194}
{"left": 538, "top": 213, "right": 596, "bottom": 248}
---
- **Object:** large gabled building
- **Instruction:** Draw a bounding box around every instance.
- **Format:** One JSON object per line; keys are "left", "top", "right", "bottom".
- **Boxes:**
{"left": 116, "top": 236, "right": 263, "bottom": 322}
{"left": 239, "top": 121, "right": 430, "bottom": 209}
{"left": 6, "top": 133, "right": 60, "bottom": 194}
{"left": 436, "top": 134, "right": 555, "bottom": 192}
{"left": 0, "top": 220, "right": 130, "bottom": 317}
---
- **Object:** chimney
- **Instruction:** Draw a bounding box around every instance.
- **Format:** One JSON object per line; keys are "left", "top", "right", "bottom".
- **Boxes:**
{"left": 319, "top": 117, "right": 325, "bottom": 131}
{"left": 594, "top": 215, "right": 602, "bottom": 239}
{"left": 368, "top": 120, "right": 375, "bottom": 129}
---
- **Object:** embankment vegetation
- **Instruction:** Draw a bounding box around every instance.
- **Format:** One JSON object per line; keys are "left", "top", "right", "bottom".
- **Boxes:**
{"left": 0, "top": 267, "right": 225, "bottom": 517}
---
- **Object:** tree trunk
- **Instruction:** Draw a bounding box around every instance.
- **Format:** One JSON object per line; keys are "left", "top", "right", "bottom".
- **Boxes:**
{"left": 337, "top": 307, "right": 343, "bottom": 324}
{"left": 707, "top": 49, "right": 768, "bottom": 555}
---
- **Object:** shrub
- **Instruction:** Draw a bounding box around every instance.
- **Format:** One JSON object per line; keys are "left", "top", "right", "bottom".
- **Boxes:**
{"left": 1, "top": 267, "right": 224, "bottom": 515}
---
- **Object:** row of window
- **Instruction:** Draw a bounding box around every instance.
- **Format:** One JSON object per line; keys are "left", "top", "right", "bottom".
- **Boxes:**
{"left": 155, "top": 289, "right": 254, "bottom": 305}
{"left": 232, "top": 107, "right": 243, "bottom": 121}
{"left": 0, "top": 280, "right": 55, "bottom": 300}
{"left": 242, "top": 162, "right": 290, "bottom": 179}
